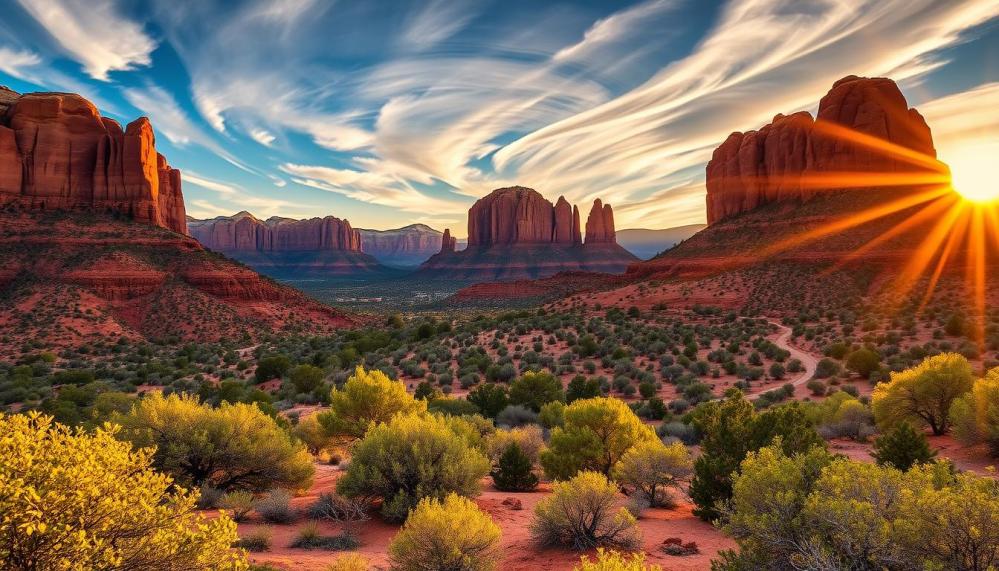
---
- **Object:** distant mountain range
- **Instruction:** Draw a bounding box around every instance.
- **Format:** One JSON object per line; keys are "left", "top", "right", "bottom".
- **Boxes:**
{"left": 616, "top": 225, "right": 706, "bottom": 260}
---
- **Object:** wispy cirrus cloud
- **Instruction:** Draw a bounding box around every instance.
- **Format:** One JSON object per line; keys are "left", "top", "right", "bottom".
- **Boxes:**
{"left": 122, "top": 83, "right": 260, "bottom": 174}
{"left": 399, "top": 0, "right": 479, "bottom": 51}
{"left": 184, "top": 171, "right": 312, "bottom": 219}
{"left": 2, "top": 0, "right": 996, "bottom": 232}
{"left": 0, "top": 47, "right": 41, "bottom": 80}
{"left": 280, "top": 162, "right": 466, "bottom": 215}
{"left": 16, "top": 0, "right": 156, "bottom": 81}
{"left": 494, "top": 0, "right": 999, "bottom": 227}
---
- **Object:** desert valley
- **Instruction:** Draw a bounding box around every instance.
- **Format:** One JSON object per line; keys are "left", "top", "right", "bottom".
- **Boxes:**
{"left": 2, "top": 2, "right": 999, "bottom": 571}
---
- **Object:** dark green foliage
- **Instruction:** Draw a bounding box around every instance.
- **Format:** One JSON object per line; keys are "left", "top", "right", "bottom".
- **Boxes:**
{"left": 845, "top": 347, "right": 881, "bottom": 379}
{"left": 289, "top": 364, "right": 324, "bottom": 393}
{"left": 467, "top": 383, "right": 509, "bottom": 417}
{"left": 491, "top": 442, "right": 539, "bottom": 491}
{"left": 255, "top": 355, "right": 291, "bottom": 382}
{"left": 50, "top": 369, "right": 96, "bottom": 386}
{"left": 689, "top": 394, "right": 823, "bottom": 521}
{"left": 414, "top": 381, "right": 438, "bottom": 401}
{"left": 566, "top": 375, "right": 602, "bottom": 403}
{"left": 427, "top": 398, "right": 480, "bottom": 417}
{"left": 872, "top": 422, "right": 937, "bottom": 471}
{"left": 814, "top": 358, "right": 841, "bottom": 379}
{"left": 508, "top": 372, "right": 564, "bottom": 412}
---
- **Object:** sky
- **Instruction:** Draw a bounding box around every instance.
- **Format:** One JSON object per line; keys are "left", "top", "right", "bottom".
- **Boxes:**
{"left": 0, "top": 0, "right": 997, "bottom": 236}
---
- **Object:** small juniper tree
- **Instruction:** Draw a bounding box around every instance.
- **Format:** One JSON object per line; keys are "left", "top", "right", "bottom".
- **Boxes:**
{"left": 872, "top": 421, "right": 936, "bottom": 471}
{"left": 491, "top": 442, "right": 539, "bottom": 492}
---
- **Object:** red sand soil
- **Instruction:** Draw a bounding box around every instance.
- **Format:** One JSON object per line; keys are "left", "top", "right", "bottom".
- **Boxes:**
{"left": 238, "top": 465, "right": 735, "bottom": 571}
{"left": 830, "top": 434, "right": 998, "bottom": 477}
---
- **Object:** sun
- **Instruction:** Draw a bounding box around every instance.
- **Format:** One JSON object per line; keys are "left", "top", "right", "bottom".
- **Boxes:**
{"left": 946, "top": 143, "right": 999, "bottom": 203}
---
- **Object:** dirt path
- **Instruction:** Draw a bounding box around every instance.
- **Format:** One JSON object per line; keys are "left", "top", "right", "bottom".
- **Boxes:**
{"left": 768, "top": 320, "right": 819, "bottom": 388}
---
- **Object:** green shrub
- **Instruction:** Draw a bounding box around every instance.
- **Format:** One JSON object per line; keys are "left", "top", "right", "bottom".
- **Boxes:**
{"left": 540, "top": 397, "right": 658, "bottom": 480}
{"left": 491, "top": 442, "right": 539, "bottom": 492}
{"left": 290, "top": 520, "right": 358, "bottom": 551}
{"left": 388, "top": 493, "right": 502, "bottom": 571}
{"left": 872, "top": 422, "right": 936, "bottom": 471}
{"left": 220, "top": 490, "right": 255, "bottom": 522}
{"left": 235, "top": 528, "right": 272, "bottom": 552}
{"left": 531, "top": 471, "right": 640, "bottom": 551}
{"left": 613, "top": 441, "right": 692, "bottom": 508}
{"left": 255, "top": 355, "right": 291, "bottom": 382}
{"left": 119, "top": 393, "right": 313, "bottom": 492}
{"left": 317, "top": 367, "right": 425, "bottom": 442}
{"left": 337, "top": 413, "right": 490, "bottom": 522}
{"left": 509, "top": 371, "right": 564, "bottom": 412}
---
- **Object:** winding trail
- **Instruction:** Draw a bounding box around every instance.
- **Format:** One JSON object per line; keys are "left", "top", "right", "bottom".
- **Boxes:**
{"left": 768, "top": 320, "right": 819, "bottom": 388}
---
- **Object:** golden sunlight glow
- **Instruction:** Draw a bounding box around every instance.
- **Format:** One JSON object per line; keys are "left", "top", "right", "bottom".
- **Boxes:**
{"left": 947, "top": 144, "right": 999, "bottom": 203}
{"left": 745, "top": 123, "right": 997, "bottom": 348}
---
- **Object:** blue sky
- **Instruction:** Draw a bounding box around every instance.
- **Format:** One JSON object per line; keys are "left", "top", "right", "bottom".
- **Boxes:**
{"left": 0, "top": 0, "right": 997, "bottom": 235}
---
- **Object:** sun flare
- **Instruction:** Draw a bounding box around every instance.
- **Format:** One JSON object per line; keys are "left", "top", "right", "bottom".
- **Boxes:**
{"left": 946, "top": 144, "right": 999, "bottom": 203}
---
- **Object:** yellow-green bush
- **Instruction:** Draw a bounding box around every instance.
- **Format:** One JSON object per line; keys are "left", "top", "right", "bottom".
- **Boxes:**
{"left": 486, "top": 425, "right": 545, "bottom": 464}
{"left": 317, "top": 366, "right": 425, "bottom": 442}
{"left": 574, "top": 549, "right": 662, "bottom": 571}
{"left": 118, "top": 392, "right": 314, "bottom": 492}
{"left": 540, "top": 397, "right": 658, "bottom": 480}
{"left": 388, "top": 493, "right": 502, "bottom": 571}
{"left": 950, "top": 367, "right": 999, "bottom": 455}
{"left": 613, "top": 440, "right": 692, "bottom": 508}
{"left": 718, "top": 442, "right": 999, "bottom": 570}
{"left": 0, "top": 412, "right": 246, "bottom": 570}
{"left": 531, "top": 471, "right": 640, "bottom": 550}
{"left": 872, "top": 353, "right": 973, "bottom": 435}
{"left": 337, "top": 413, "right": 490, "bottom": 522}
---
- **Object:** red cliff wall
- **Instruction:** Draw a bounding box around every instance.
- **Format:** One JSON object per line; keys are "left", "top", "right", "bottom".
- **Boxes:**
{"left": 188, "top": 211, "right": 363, "bottom": 253}
{"left": 467, "top": 186, "right": 619, "bottom": 247}
{"left": 705, "top": 76, "right": 942, "bottom": 224}
{"left": 0, "top": 87, "right": 187, "bottom": 234}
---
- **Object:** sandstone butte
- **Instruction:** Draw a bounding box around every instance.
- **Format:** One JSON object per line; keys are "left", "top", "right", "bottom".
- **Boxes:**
{"left": 0, "top": 86, "right": 187, "bottom": 234}
{"left": 188, "top": 211, "right": 362, "bottom": 253}
{"left": 423, "top": 187, "right": 637, "bottom": 280}
{"left": 704, "top": 75, "right": 944, "bottom": 224}
{"left": 356, "top": 224, "right": 444, "bottom": 266}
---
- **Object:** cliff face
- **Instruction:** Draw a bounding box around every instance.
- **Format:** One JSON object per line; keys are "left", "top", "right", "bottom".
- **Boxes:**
{"left": 421, "top": 187, "right": 637, "bottom": 280}
{"left": 439, "top": 228, "right": 457, "bottom": 253}
{"left": 357, "top": 224, "right": 443, "bottom": 266}
{"left": 188, "top": 211, "right": 383, "bottom": 276}
{"left": 0, "top": 87, "right": 187, "bottom": 234}
{"left": 467, "top": 186, "right": 584, "bottom": 247}
{"left": 705, "top": 76, "right": 944, "bottom": 224}
{"left": 189, "top": 211, "right": 362, "bottom": 252}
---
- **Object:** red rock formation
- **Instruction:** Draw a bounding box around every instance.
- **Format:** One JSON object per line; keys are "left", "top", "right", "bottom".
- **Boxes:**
{"left": 467, "top": 187, "right": 621, "bottom": 247}
{"left": 584, "top": 199, "right": 616, "bottom": 244}
{"left": 705, "top": 76, "right": 944, "bottom": 224}
{"left": 439, "top": 228, "right": 457, "bottom": 253}
{"left": 467, "top": 186, "right": 557, "bottom": 246}
{"left": 0, "top": 210, "right": 358, "bottom": 344}
{"left": 554, "top": 196, "right": 574, "bottom": 244}
{"left": 189, "top": 212, "right": 362, "bottom": 252}
{"left": 357, "top": 224, "right": 443, "bottom": 266}
{"left": 420, "top": 186, "right": 636, "bottom": 280}
{"left": 572, "top": 205, "right": 582, "bottom": 245}
{"left": 187, "top": 211, "right": 383, "bottom": 276}
{"left": 0, "top": 89, "right": 187, "bottom": 234}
